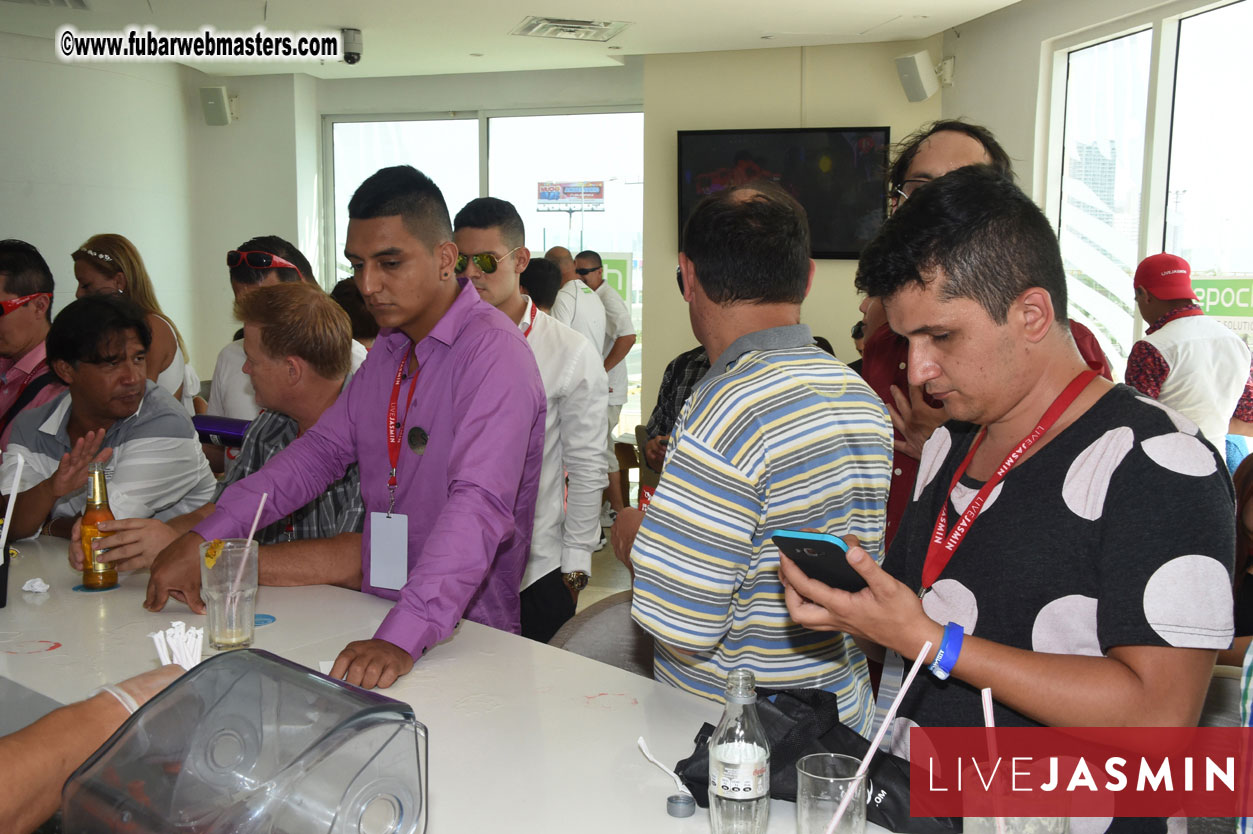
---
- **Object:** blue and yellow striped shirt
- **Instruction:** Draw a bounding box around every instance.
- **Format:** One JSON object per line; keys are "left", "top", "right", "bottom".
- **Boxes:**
{"left": 631, "top": 325, "right": 892, "bottom": 735}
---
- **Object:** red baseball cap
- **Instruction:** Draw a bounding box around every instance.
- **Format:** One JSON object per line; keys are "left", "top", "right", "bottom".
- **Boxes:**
{"left": 1134, "top": 253, "right": 1197, "bottom": 301}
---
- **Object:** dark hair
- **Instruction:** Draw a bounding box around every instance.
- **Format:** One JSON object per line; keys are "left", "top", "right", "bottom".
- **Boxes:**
{"left": 574, "top": 250, "right": 602, "bottom": 268}
{"left": 856, "top": 166, "right": 1067, "bottom": 325}
{"left": 230, "top": 235, "right": 315, "bottom": 286}
{"left": 520, "top": 258, "right": 562, "bottom": 309}
{"left": 889, "top": 120, "right": 1013, "bottom": 191}
{"left": 348, "top": 165, "right": 452, "bottom": 249}
{"left": 330, "top": 278, "right": 380, "bottom": 342}
{"left": 813, "top": 335, "right": 835, "bottom": 356}
{"left": 47, "top": 295, "right": 152, "bottom": 373}
{"left": 452, "top": 197, "right": 525, "bottom": 249}
{"left": 0, "top": 240, "right": 54, "bottom": 321}
{"left": 851, "top": 320, "right": 866, "bottom": 340}
{"left": 681, "top": 184, "right": 809, "bottom": 305}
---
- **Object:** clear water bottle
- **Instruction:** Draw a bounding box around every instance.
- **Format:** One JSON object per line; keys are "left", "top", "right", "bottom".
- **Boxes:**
{"left": 708, "top": 668, "right": 770, "bottom": 834}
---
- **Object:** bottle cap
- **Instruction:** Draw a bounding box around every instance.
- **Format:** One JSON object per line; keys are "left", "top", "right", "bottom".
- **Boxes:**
{"left": 667, "top": 793, "right": 695, "bottom": 817}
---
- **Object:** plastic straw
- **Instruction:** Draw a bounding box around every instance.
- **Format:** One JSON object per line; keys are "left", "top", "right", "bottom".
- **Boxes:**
{"left": 226, "top": 492, "right": 266, "bottom": 632}
{"left": 982, "top": 688, "right": 1006, "bottom": 834}
{"left": 824, "top": 640, "right": 933, "bottom": 834}
{"left": 0, "top": 454, "right": 24, "bottom": 567}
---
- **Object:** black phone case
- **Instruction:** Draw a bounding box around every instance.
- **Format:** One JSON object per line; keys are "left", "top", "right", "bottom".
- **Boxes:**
{"left": 772, "top": 536, "right": 868, "bottom": 592}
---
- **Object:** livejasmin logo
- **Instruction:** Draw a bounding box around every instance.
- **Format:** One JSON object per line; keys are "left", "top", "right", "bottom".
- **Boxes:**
{"left": 910, "top": 727, "right": 1253, "bottom": 818}
{"left": 927, "top": 754, "right": 1234, "bottom": 793}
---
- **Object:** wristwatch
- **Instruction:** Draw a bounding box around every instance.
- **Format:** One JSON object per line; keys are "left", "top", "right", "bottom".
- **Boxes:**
{"left": 562, "top": 571, "right": 590, "bottom": 592}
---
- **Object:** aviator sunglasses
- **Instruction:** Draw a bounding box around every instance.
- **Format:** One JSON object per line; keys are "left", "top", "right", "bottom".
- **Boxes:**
{"left": 0, "top": 292, "right": 51, "bottom": 316}
{"left": 226, "top": 250, "right": 307, "bottom": 282}
{"left": 455, "top": 247, "right": 521, "bottom": 275}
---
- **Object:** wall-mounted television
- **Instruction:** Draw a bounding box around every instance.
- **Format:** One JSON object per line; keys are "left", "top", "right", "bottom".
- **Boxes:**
{"left": 677, "top": 126, "right": 890, "bottom": 259}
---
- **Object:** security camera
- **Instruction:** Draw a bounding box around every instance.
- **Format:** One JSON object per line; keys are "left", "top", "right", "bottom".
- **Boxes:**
{"left": 342, "top": 28, "right": 362, "bottom": 65}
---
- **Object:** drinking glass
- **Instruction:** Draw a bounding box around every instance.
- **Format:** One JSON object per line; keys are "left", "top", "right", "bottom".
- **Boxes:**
{"left": 796, "top": 753, "right": 866, "bottom": 834}
{"left": 199, "top": 538, "right": 258, "bottom": 650}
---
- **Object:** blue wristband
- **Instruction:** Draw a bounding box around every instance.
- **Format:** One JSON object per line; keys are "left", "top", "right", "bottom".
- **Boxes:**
{"left": 928, "top": 622, "right": 964, "bottom": 680}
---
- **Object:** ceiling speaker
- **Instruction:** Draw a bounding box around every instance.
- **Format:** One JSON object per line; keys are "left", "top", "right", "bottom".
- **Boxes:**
{"left": 894, "top": 51, "right": 939, "bottom": 103}
{"left": 199, "top": 87, "right": 230, "bottom": 127}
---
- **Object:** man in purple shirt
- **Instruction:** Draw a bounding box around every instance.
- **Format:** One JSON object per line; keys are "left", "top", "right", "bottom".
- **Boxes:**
{"left": 145, "top": 165, "right": 547, "bottom": 690}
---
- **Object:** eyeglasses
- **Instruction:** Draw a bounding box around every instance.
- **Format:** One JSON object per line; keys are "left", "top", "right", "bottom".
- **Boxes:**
{"left": 455, "top": 247, "right": 521, "bottom": 275}
{"left": 0, "top": 292, "right": 50, "bottom": 316}
{"left": 891, "top": 178, "right": 932, "bottom": 204}
{"left": 675, "top": 266, "right": 684, "bottom": 295}
{"left": 575, "top": 266, "right": 602, "bottom": 276}
{"left": 226, "top": 250, "right": 306, "bottom": 282}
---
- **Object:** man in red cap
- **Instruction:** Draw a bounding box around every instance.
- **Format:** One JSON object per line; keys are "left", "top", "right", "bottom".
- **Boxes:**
{"left": 1125, "top": 252, "right": 1253, "bottom": 450}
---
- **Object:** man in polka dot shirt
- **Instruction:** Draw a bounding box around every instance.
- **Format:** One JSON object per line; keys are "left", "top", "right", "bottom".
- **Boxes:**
{"left": 782, "top": 167, "right": 1233, "bottom": 832}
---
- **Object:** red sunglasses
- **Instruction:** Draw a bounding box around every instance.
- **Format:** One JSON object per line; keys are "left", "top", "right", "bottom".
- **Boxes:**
{"left": 0, "top": 292, "right": 51, "bottom": 316}
{"left": 226, "top": 250, "right": 306, "bottom": 282}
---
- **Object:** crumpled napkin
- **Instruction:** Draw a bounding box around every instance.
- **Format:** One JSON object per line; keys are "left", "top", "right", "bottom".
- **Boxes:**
{"left": 22, "top": 577, "right": 49, "bottom": 593}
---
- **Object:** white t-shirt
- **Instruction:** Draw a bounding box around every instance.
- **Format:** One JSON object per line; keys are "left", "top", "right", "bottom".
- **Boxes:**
{"left": 594, "top": 282, "right": 635, "bottom": 407}
{"left": 516, "top": 296, "right": 608, "bottom": 589}
{"left": 206, "top": 339, "right": 369, "bottom": 421}
{"left": 550, "top": 279, "right": 605, "bottom": 357}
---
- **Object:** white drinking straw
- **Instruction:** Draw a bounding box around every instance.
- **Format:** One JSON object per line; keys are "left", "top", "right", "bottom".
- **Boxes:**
{"left": 0, "top": 454, "right": 24, "bottom": 567}
{"left": 824, "top": 640, "right": 933, "bottom": 834}
{"left": 225, "top": 492, "right": 267, "bottom": 632}
{"left": 982, "top": 688, "right": 1006, "bottom": 834}
{"left": 231, "top": 492, "right": 267, "bottom": 591}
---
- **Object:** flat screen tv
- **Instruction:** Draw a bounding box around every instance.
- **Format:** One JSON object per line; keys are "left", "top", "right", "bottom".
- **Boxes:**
{"left": 677, "top": 126, "right": 890, "bottom": 259}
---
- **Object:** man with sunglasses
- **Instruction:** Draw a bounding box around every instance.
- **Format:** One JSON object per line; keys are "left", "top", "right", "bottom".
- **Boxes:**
{"left": 146, "top": 166, "right": 546, "bottom": 691}
{"left": 454, "top": 197, "right": 607, "bottom": 642}
{"left": 860, "top": 119, "right": 1112, "bottom": 551}
{"left": 574, "top": 250, "right": 636, "bottom": 527}
{"left": 0, "top": 241, "right": 64, "bottom": 450}
{"left": 544, "top": 245, "right": 605, "bottom": 356}
{"left": 205, "top": 237, "right": 366, "bottom": 423}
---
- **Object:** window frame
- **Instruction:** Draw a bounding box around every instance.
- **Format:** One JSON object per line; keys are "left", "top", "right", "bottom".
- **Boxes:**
{"left": 1043, "top": 0, "right": 1242, "bottom": 345}
{"left": 319, "top": 104, "right": 642, "bottom": 284}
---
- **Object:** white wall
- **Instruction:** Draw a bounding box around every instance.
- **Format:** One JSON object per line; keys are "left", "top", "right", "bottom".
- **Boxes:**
{"left": 0, "top": 31, "right": 198, "bottom": 367}
{"left": 316, "top": 58, "right": 642, "bottom": 115}
{"left": 941, "top": 0, "right": 1166, "bottom": 197}
{"left": 640, "top": 41, "right": 943, "bottom": 420}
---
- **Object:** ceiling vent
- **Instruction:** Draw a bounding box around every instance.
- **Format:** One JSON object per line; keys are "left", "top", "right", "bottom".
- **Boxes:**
{"left": 0, "top": 0, "right": 90, "bottom": 8}
{"left": 511, "top": 16, "right": 629, "bottom": 42}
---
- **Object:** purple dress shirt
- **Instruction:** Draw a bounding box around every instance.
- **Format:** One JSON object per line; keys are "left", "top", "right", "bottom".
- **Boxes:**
{"left": 196, "top": 278, "right": 547, "bottom": 658}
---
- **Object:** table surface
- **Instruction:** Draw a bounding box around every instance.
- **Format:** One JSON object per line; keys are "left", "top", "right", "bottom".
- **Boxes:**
{"left": 0, "top": 536, "right": 890, "bottom": 834}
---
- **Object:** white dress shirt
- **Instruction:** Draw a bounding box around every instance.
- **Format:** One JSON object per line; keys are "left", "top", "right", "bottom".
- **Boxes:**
{"left": 516, "top": 296, "right": 608, "bottom": 588}
{"left": 593, "top": 282, "right": 635, "bottom": 407}
{"left": 550, "top": 279, "right": 605, "bottom": 357}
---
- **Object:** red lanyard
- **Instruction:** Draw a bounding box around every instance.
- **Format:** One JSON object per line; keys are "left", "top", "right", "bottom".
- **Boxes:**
{"left": 386, "top": 345, "right": 420, "bottom": 513}
{"left": 522, "top": 300, "right": 539, "bottom": 339}
{"left": 919, "top": 369, "right": 1098, "bottom": 595}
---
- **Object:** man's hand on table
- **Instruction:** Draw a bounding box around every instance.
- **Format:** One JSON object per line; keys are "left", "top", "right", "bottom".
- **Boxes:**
{"left": 778, "top": 540, "right": 940, "bottom": 663}
{"left": 330, "top": 639, "right": 415, "bottom": 690}
{"left": 610, "top": 507, "right": 645, "bottom": 577}
{"left": 68, "top": 516, "right": 178, "bottom": 572}
{"left": 144, "top": 532, "right": 207, "bottom": 613}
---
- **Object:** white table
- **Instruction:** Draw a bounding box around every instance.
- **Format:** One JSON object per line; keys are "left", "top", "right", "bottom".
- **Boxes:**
{"left": 0, "top": 537, "right": 889, "bottom": 833}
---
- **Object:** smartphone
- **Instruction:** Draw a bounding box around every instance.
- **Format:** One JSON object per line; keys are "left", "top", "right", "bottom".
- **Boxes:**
{"left": 771, "top": 529, "right": 867, "bottom": 593}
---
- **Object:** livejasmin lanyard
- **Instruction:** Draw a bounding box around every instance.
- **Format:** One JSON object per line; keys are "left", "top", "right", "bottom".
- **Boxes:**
{"left": 918, "top": 369, "right": 1098, "bottom": 597}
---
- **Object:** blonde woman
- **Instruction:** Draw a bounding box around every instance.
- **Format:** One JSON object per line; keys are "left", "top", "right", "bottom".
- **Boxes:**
{"left": 71, "top": 234, "right": 199, "bottom": 413}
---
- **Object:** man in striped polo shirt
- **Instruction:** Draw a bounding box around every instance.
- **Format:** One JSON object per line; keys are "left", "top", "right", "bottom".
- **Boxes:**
{"left": 612, "top": 184, "right": 892, "bottom": 730}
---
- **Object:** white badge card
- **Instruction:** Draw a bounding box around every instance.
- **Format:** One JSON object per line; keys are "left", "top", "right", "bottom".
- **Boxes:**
{"left": 369, "top": 511, "right": 409, "bottom": 590}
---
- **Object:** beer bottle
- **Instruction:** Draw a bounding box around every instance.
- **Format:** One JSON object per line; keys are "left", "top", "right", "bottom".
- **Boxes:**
{"left": 80, "top": 461, "right": 117, "bottom": 590}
